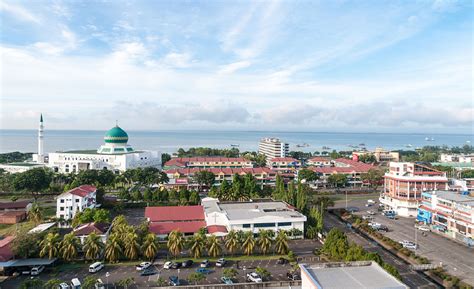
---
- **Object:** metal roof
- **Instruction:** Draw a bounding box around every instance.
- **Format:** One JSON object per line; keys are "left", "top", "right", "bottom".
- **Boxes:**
{"left": 0, "top": 258, "right": 57, "bottom": 268}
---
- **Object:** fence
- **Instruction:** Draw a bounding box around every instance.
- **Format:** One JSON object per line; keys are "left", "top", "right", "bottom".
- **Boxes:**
{"left": 146, "top": 281, "right": 301, "bottom": 289}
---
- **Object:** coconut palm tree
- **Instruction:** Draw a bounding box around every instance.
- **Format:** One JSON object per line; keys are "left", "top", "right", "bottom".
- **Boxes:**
{"left": 105, "top": 234, "right": 123, "bottom": 263}
{"left": 28, "top": 202, "right": 43, "bottom": 225}
{"left": 142, "top": 233, "right": 158, "bottom": 261}
{"left": 189, "top": 233, "right": 206, "bottom": 259}
{"left": 39, "top": 232, "right": 60, "bottom": 259}
{"left": 167, "top": 230, "right": 184, "bottom": 257}
{"left": 224, "top": 230, "right": 239, "bottom": 256}
{"left": 241, "top": 231, "right": 255, "bottom": 256}
{"left": 207, "top": 235, "right": 222, "bottom": 258}
{"left": 257, "top": 230, "right": 272, "bottom": 255}
{"left": 83, "top": 232, "right": 104, "bottom": 261}
{"left": 124, "top": 230, "right": 140, "bottom": 260}
{"left": 274, "top": 230, "right": 289, "bottom": 255}
{"left": 60, "top": 233, "right": 80, "bottom": 261}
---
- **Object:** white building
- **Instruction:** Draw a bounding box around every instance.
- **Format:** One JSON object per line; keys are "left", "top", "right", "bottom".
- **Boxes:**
{"left": 56, "top": 185, "right": 97, "bottom": 220}
{"left": 440, "top": 153, "right": 474, "bottom": 163}
{"left": 48, "top": 125, "right": 161, "bottom": 173}
{"left": 202, "top": 198, "right": 306, "bottom": 238}
{"left": 258, "top": 138, "right": 289, "bottom": 165}
{"left": 73, "top": 222, "right": 111, "bottom": 245}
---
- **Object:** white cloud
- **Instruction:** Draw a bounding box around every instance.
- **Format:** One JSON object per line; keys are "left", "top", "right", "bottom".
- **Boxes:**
{"left": 218, "top": 60, "right": 251, "bottom": 74}
{"left": 0, "top": 1, "right": 41, "bottom": 23}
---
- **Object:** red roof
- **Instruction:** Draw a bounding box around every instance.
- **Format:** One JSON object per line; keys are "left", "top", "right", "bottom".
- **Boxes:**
{"left": 207, "top": 225, "right": 228, "bottom": 234}
{"left": 0, "top": 236, "right": 14, "bottom": 262}
{"left": 0, "top": 200, "right": 31, "bottom": 210}
{"left": 149, "top": 221, "right": 206, "bottom": 235}
{"left": 165, "top": 167, "right": 276, "bottom": 176}
{"left": 270, "top": 157, "right": 300, "bottom": 163}
{"left": 309, "top": 158, "right": 374, "bottom": 174}
{"left": 308, "top": 157, "right": 330, "bottom": 162}
{"left": 165, "top": 157, "right": 250, "bottom": 167}
{"left": 66, "top": 185, "right": 97, "bottom": 197}
{"left": 73, "top": 222, "right": 110, "bottom": 236}
{"left": 145, "top": 205, "right": 204, "bottom": 222}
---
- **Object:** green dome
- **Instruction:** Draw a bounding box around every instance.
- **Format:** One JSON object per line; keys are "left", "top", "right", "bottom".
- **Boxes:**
{"left": 104, "top": 126, "right": 128, "bottom": 143}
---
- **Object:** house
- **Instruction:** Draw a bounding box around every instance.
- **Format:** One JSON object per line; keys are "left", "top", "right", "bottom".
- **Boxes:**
{"left": 309, "top": 158, "right": 375, "bottom": 187}
{"left": 56, "top": 185, "right": 97, "bottom": 220}
{"left": 145, "top": 205, "right": 206, "bottom": 239}
{"left": 352, "top": 148, "right": 400, "bottom": 163}
{"left": 0, "top": 201, "right": 32, "bottom": 212}
{"left": 73, "top": 222, "right": 111, "bottom": 245}
{"left": 306, "top": 157, "right": 332, "bottom": 167}
{"left": 0, "top": 211, "right": 27, "bottom": 224}
{"left": 164, "top": 157, "right": 253, "bottom": 170}
{"left": 267, "top": 157, "right": 301, "bottom": 171}
{"left": 0, "top": 236, "right": 15, "bottom": 262}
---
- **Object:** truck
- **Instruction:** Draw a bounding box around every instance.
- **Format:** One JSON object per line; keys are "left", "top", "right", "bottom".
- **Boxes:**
{"left": 382, "top": 210, "right": 396, "bottom": 219}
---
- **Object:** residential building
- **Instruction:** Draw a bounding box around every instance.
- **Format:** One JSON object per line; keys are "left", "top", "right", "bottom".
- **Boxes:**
{"left": 145, "top": 205, "right": 206, "bottom": 239}
{"left": 352, "top": 147, "right": 400, "bottom": 163}
{"left": 440, "top": 153, "right": 474, "bottom": 163}
{"left": 300, "top": 262, "right": 408, "bottom": 289}
{"left": 164, "top": 157, "right": 253, "bottom": 170}
{"left": 380, "top": 162, "right": 448, "bottom": 217}
{"left": 73, "top": 222, "right": 111, "bottom": 245}
{"left": 56, "top": 185, "right": 97, "bottom": 220}
{"left": 309, "top": 158, "right": 375, "bottom": 187}
{"left": 0, "top": 162, "right": 45, "bottom": 173}
{"left": 306, "top": 157, "right": 332, "bottom": 167}
{"left": 267, "top": 157, "right": 301, "bottom": 171}
{"left": 0, "top": 200, "right": 31, "bottom": 212}
{"left": 0, "top": 211, "right": 27, "bottom": 224}
{"left": 258, "top": 138, "right": 289, "bottom": 162}
{"left": 417, "top": 191, "right": 473, "bottom": 245}
{"left": 202, "top": 198, "right": 306, "bottom": 238}
{"left": 0, "top": 236, "right": 15, "bottom": 262}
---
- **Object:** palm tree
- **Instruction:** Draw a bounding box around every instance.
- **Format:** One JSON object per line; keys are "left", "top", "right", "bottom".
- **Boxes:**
{"left": 224, "top": 230, "right": 239, "bottom": 256}
{"left": 274, "top": 230, "right": 289, "bottom": 255}
{"left": 189, "top": 233, "right": 206, "bottom": 258}
{"left": 124, "top": 231, "right": 140, "bottom": 260}
{"left": 28, "top": 202, "right": 43, "bottom": 225}
{"left": 105, "top": 234, "right": 123, "bottom": 263}
{"left": 142, "top": 233, "right": 158, "bottom": 261}
{"left": 167, "top": 230, "right": 184, "bottom": 257}
{"left": 39, "top": 232, "right": 60, "bottom": 259}
{"left": 207, "top": 235, "right": 222, "bottom": 257}
{"left": 241, "top": 231, "right": 255, "bottom": 256}
{"left": 60, "top": 233, "right": 80, "bottom": 261}
{"left": 83, "top": 232, "right": 104, "bottom": 261}
{"left": 257, "top": 230, "right": 272, "bottom": 255}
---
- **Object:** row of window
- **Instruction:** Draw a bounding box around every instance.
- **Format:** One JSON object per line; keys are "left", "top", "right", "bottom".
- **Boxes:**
{"left": 242, "top": 222, "right": 292, "bottom": 228}
{"left": 60, "top": 199, "right": 80, "bottom": 203}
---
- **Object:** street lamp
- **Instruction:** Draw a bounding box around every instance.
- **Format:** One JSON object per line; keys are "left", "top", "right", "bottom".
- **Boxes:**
{"left": 105, "top": 272, "right": 110, "bottom": 289}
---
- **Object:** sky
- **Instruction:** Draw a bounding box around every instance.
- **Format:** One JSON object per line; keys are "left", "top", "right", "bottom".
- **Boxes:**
{"left": 0, "top": 0, "right": 472, "bottom": 133}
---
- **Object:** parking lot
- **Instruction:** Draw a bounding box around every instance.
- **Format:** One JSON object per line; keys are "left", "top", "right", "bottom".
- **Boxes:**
{"left": 2, "top": 258, "right": 295, "bottom": 288}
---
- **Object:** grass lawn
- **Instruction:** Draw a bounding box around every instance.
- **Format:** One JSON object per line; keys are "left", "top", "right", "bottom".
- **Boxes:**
{"left": 0, "top": 221, "right": 35, "bottom": 236}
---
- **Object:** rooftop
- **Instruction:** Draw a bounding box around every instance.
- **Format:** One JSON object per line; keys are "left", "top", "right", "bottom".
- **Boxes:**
{"left": 28, "top": 222, "right": 56, "bottom": 234}
{"left": 1, "top": 162, "right": 43, "bottom": 167}
{"left": 145, "top": 205, "right": 205, "bottom": 222}
{"left": 149, "top": 221, "right": 206, "bottom": 235}
{"left": 300, "top": 262, "right": 408, "bottom": 289}
{"left": 73, "top": 222, "right": 110, "bottom": 235}
{"left": 0, "top": 200, "right": 31, "bottom": 210}
{"left": 59, "top": 149, "right": 143, "bottom": 155}
{"left": 432, "top": 191, "right": 474, "bottom": 206}
{"left": 61, "top": 185, "right": 97, "bottom": 198}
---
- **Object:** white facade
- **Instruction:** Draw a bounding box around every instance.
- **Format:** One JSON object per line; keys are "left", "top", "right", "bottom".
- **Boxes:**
{"left": 258, "top": 138, "right": 289, "bottom": 162}
{"left": 202, "top": 198, "right": 306, "bottom": 238}
{"left": 440, "top": 153, "right": 474, "bottom": 163}
{"left": 56, "top": 185, "right": 97, "bottom": 220}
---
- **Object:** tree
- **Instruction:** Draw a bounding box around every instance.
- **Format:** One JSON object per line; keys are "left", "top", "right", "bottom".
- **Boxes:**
{"left": 116, "top": 277, "right": 135, "bottom": 289}
{"left": 361, "top": 169, "right": 384, "bottom": 189}
{"left": 244, "top": 173, "right": 258, "bottom": 198}
{"left": 232, "top": 174, "right": 247, "bottom": 201}
{"left": 28, "top": 202, "right": 43, "bottom": 226}
{"left": 224, "top": 230, "right": 239, "bottom": 256}
{"left": 44, "top": 279, "right": 62, "bottom": 289}
{"left": 298, "top": 168, "right": 319, "bottom": 182}
{"left": 296, "top": 181, "right": 307, "bottom": 212}
{"left": 167, "top": 230, "right": 185, "bottom": 257}
{"left": 329, "top": 150, "right": 341, "bottom": 159}
{"left": 105, "top": 234, "right": 123, "bottom": 263}
{"left": 345, "top": 244, "right": 365, "bottom": 261}
{"left": 143, "top": 188, "right": 152, "bottom": 202}
{"left": 286, "top": 181, "right": 296, "bottom": 206}
{"left": 383, "top": 263, "right": 402, "bottom": 280}
{"left": 142, "top": 233, "right": 158, "bottom": 261}
{"left": 257, "top": 229, "right": 272, "bottom": 255}
{"left": 321, "top": 228, "right": 348, "bottom": 260}
{"left": 124, "top": 230, "right": 140, "bottom": 260}
{"left": 12, "top": 167, "right": 52, "bottom": 199}
{"left": 40, "top": 232, "right": 61, "bottom": 259}
{"left": 189, "top": 191, "right": 200, "bottom": 205}
{"left": 83, "top": 276, "right": 98, "bottom": 289}
{"left": 461, "top": 169, "right": 474, "bottom": 178}
{"left": 222, "top": 268, "right": 238, "bottom": 279}
{"left": 161, "top": 153, "right": 172, "bottom": 165}
{"left": 19, "top": 278, "right": 44, "bottom": 289}
{"left": 84, "top": 232, "right": 105, "bottom": 261}
{"left": 241, "top": 231, "right": 255, "bottom": 256}
{"left": 93, "top": 208, "right": 110, "bottom": 223}
{"left": 255, "top": 266, "right": 271, "bottom": 281}
{"left": 274, "top": 230, "right": 289, "bottom": 255}
{"left": 193, "top": 170, "right": 215, "bottom": 190}
{"left": 327, "top": 173, "right": 348, "bottom": 188}
{"left": 189, "top": 233, "right": 206, "bottom": 258}
{"left": 219, "top": 179, "right": 232, "bottom": 200}
{"left": 12, "top": 231, "right": 41, "bottom": 258}
{"left": 60, "top": 233, "right": 80, "bottom": 261}
{"left": 207, "top": 235, "right": 222, "bottom": 257}
{"left": 188, "top": 272, "right": 206, "bottom": 285}
{"left": 358, "top": 154, "right": 376, "bottom": 164}
{"left": 273, "top": 174, "right": 285, "bottom": 200}
{"left": 313, "top": 196, "right": 335, "bottom": 210}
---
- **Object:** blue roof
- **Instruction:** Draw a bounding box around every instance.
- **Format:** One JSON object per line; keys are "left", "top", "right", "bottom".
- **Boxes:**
{"left": 0, "top": 258, "right": 57, "bottom": 268}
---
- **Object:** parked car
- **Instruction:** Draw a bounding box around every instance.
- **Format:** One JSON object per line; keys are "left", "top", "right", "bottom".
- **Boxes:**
{"left": 169, "top": 276, "right": 180, "bottom": 286}
{"left": 58, "top": 283, "right": 70, "bottom": 289}
{"left": 196, "top": 268, "right": 213, "bottom": 274}
{"left": 216, "top": 258, "right": 226, "bottom": 267}
{"left": 163, "top": 261, "right": 173, "bottom": 269}
{"left": 247, "top": 272, "right": 263, "bottom": 283}
{"left": 277, "top": 257, "right": 288, "bottom": 264}
{"left": 181, "top": 260, "right": 193, "bottom": 268}
{"left": 171, "top": 262, "right": 182, "bottom": 269}
{"left": 89, "top": 262, "right": 104, "bottom": 273}
{"left": 366, "top": 210, "right": 375, "bottom": 215}
{"left": 287, "top": 272, "right": 300, "bottom": 281}
{"left": 399, "top": 240, "right": 418, "bottom": 249}
{"left": 140, "top": 268, "right": 157, "bottom": 276}
{"left": 377, "top": 225, "right": 389, "bottom": 232}
{"left": 30, "top": 266, "right": 45, "bottom": 276}
{"left": 415, "top": 225, "right": 431, "bottom": 232}
{"left": 71, "top": 278, "right": 81, "bottom": 289}
{"left": 200, "top": 259, "right": 210, "bottom": 268}
{"left": 362, "top": 215, "right": 373, "bottom": 220}
{"left": 21, "top": 269, "right": 31, "bottom": 275}
{"left": 136, "top": 262, "right": 152, "bottom": 271}
{"left": 221, "top": 276, "right": 234, "bottom": 285}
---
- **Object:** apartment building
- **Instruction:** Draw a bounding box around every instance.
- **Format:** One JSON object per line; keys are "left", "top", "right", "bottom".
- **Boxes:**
{"left": 440, "top": 153, "right": 474, "bottom": 163}
{"left": 380, "top": 162, "right": 448, "bottom": 217}
{"left": 309, "top": 158, "right": 375, "bottom": 187}
{"left": 417, "top": 191, "right": 473, "bottom": 244}
{"left": 267, "top": 157, "right": 301, "bottom": 171}
{"left": 56, "top": 185, "right": 97, "bottom": 220}
{"left": 163, "top": 157, "right": 253, "bottom": 170}
{"left": 258, "top": 138, "right": 289, "bottom": 162}
{"left": 306, "top": 157, "right": 332, "bottom": 167}
{"left": 352, "top": 147, "right": 400, "bottom": 162}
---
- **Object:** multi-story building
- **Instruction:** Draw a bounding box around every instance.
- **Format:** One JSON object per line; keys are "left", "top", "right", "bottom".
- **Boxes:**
{"left": 417, "top": 191, "right": 473, "bottom": 245}
{"left": 202, "top": 198, "right": 306, "bottom": 238}
{"left": 306, "top": 157, "right": 332, "bottom": 167}
{"left": 163, "top": 157, "right": 253, "bottom": 170}
{"left": 380, "top": 162, "right": 448, "bottom": 217}
{"left": 258, "top": 138, "right": 289, "bottom": 163}
{"left": 56, "top": 185, "right": 97, "bottom": 220}
{"left": 352, "top": 147, "right": 400, "bottom": 163}
{"left": 440, "top": 153, "right": 474, "bottom": 163}
{"left": 267, "top": 157, "right": 301, "bottom": 171}
{"left": 309, "top": 158, "right": 375, "bottom": 187}
{"left": 73, "top": 222, "right": 111, "bottom": 245}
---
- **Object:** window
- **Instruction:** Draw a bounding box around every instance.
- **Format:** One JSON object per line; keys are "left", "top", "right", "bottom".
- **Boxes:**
{"left": 278, "top": 222, "right": 291, "bottom": 227}
{"left": 60, "top": 207, "right": 64, "bottom": 211}
{"left": 60, "top": 199, "right": 65, "bottom": 203}
{"left": 242, "top": 224, "right": 251, "bottom": 228}
{"left": 75, "top": 199, "right": 79, "bottom": 203}
{"left": 254, "top": 223, "right": 275, "bottom": 228}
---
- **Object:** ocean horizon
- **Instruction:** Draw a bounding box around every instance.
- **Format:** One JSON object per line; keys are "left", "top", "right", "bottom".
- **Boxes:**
{"left": 1, "top": 129, "right": 472, "bottom": 155}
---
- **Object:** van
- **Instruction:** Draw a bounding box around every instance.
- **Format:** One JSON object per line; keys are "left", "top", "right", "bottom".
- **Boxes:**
{"left": 89, "top": 262, "right": 104, "bottom": 273}
{"left": 31, "top": 266, "right": 45, "bottom": 276}
{"left": 71, "top": 278, "right": 81, "bottom": 289}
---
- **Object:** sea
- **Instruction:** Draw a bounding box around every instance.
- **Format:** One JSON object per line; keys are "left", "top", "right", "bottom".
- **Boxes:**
{"left": 0, "top": 130, "right": 473, "bottom": 155}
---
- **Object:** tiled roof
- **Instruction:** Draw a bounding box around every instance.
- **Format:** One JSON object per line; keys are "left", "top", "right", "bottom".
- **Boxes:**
{"left": 0, "top": 236, "right": 14, "bottom": 262}
{"left": 308, "top": 157, "right": 330, "bottom": 162}
{"left": 145, "top": 205, "right": 205, "bottom": 222}
{"left": 149, "top": 221, "right": 206, "bottom": 235}
{"left": 64, "top": 185, "right": 97, "bottom": 198}
{"left": 73, "top": 222, "right": 110, "bottom": 236}
{"left": 165, "top": 167, "right": 276, "bottom": 176}
{"left": 206, "top": 225, "right": 228, "bottom": 234}
{"left": 165, "top": 157, "right": 250, "bottom": 167}
{"left": 0, "top": 200, "right": 31, "bottom": 210}
{"left": 309, "top": 158, "right": 374, "bottom": 174}
{"left": 270, "top": 157, "right": 300, "bottom": 163}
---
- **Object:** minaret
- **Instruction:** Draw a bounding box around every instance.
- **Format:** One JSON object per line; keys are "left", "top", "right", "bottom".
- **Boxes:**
{"left": 37, "top": 113, "right": 44, "bottom": 163}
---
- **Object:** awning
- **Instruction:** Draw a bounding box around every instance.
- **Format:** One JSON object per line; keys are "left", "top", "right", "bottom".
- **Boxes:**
{"left": 0, "top": 258, "right": 58, "bottom": 268}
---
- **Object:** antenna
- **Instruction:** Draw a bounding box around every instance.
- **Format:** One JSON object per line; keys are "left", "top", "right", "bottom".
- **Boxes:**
{"left": 116, "top": 120, "right": 118, "bottom": 127}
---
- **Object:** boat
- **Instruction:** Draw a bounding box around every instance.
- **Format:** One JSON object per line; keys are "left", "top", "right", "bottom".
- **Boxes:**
{"left": 425, "top": 137, "right": 435, "bottom": 141}
{"left": 296, "top": 143, "right": 310, "bottom": 148}
{"left": 406, "top": 144, "right": 413, "bottom": 148}
{"left": 322, "top": 146, "right": 331, "bottom": 150}
{"left": 230, "top": 144, "right": 239, "bottom": 147}
{"left": 359, "top": 143, "right": 366, "bottom": 146}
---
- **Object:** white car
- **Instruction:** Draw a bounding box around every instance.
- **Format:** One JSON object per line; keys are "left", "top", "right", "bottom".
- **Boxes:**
{"left": 367, "top": 210, "right": 375, "bottom": 215}
{"left": 247, "top": 272, "right": 263, "bottom": 283}
{"left": 416, "top": 225, "right": 431, "bottom": 232}
{"left": 136, "top": 262, "right": 152, "bottom": 271}
{"left": 58, "top": 283, "right": 70, "bottom": 289}
{"left": 163, "top": 261, "right": 173, "bottom": 269}
{"left": 399, "top": 240, "right": 418, "bottom": 249}
{"left": 362, "top": 215, "right": 373, "bottom": 220}
{"left": 30, "top": 265, "right": 45, "bottom": 276}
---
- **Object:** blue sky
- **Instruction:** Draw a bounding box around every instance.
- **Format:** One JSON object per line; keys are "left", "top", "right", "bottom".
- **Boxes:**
{"left": 0, "top": 0, "right": 472, "bottom": 133}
